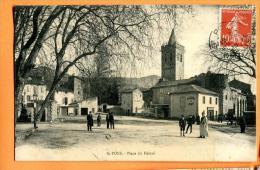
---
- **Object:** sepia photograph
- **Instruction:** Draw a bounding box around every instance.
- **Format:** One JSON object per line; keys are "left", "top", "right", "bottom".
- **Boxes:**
{"left": 14, "top": 4, "right": 256, "bottom": 161}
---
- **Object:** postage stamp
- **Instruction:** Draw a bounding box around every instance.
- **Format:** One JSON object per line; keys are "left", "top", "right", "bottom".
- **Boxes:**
{"left": 220, "top": 9, "right": 253, "bottom": 48}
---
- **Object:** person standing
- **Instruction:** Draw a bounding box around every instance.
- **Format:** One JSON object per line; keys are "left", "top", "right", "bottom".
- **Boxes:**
{"left": 109, "top": 112, "right": 115, "bottom": 129}
{"left": 97, "top": 113, "right": 101, "bottom": 127}
{"left": 87, "top": 111, "right": 93, "bottom": 131}
{"left": 199, "top": 111, "right": 208, "bottom": 138}
{"left": 186, "top": 115, "right": 193, "bottom": 134}
{"left": 239, "top": 116, "right": 246, "bottom": 133}
{"left": 196, "top": 114, "right": 200, "bottom": 125}
{"left": 179, "top": 114, "right": 186, "bottom": 137}
{"left": 106, "top": 113, "right": 110, "bottom": 129}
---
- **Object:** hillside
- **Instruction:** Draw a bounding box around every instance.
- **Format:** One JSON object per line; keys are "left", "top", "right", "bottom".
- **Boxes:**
{"left": 118, "top": 75, "right": 160, "bottom": 91}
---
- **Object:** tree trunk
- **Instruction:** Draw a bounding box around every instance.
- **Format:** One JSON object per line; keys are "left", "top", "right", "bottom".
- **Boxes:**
{"left": 14, "top": 78, "right": 25, "bottom": 127}
{"left": 34, "top": 82, "right": 57, "bottom": 128}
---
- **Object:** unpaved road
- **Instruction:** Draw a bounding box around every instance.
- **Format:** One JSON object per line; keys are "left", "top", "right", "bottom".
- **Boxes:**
{"left": 15, "top": 116, "right": 256, "bottom": 161}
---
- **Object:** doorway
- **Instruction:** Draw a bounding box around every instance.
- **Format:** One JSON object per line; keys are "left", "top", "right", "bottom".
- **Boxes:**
{"left": 81, "top": 108, "right": 88, "bottom": 115}
{"left": 207, "top": 107, "right": 214, "bottom": 120}
{"left": 61, "top": 107, "right": 68, "bottom": 116}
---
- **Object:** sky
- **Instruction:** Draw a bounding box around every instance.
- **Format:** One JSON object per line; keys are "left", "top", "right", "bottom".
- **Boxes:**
{"left": 116, "top": 5, "right": 256, "bottom": 94}
{"left": 64, "top": 5, "right": 255, "bottom": 93}
{"left": 116, "top": 6, "right": 218, "bottom": 78}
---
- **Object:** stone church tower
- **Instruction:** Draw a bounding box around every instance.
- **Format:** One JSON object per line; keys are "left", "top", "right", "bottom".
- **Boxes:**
{"left": 161, "top": 29, "right": 184, "bottom": 81}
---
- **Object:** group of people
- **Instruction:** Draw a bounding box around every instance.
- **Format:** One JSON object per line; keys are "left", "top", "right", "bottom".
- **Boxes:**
{"left": 106, "top": 112, "right": 115, "bottom": 129}
{"left": 179, "top": 111, "right": 248, "bottom": 137}
{"left": 86, "top": 112, "right": 115, "bottom": 131}
{"left": 218, "top": 112, "right": 247, "bottom": 133}
{"left": 179, "top": 114, "right": 195, "bottom": 136}
{"left": 179, "top": 111, "right": 208, "bottom": 138}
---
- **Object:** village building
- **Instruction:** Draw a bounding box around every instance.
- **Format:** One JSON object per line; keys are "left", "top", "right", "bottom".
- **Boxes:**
{"left": 68, "top": 76, "right": 98, "bottom": 115}
{"left": 161, "top": 29, "right": 184, "bottom": 81}
{"left": 73, "top": 76, "right": 91, "bottom": 101}
{"left": 22, "top": 83, "right": 48, "bottom": 105}
{"left": 152, "top": 28, "right": 193, "bottom": 118}
{"left": 169, "top": 84, "right": 219, "bottom": 119}
{"left": 192, "top": 72, "right": 248, "bottom": 118}
{"left": 68, "top": 97, "right": 98, "bottom": 116}
{"left": 229, "top": 79, "right": 256, "bottom": 111}
{"left": 152, "top": 28, "right": 251, "bottom": 120}
{"left": 21, "top": 82, "right": 49, "bottom": 121}
{"left": 120, "top": 88, "right": 144, "bottom": 115}
{"left": 54, "top": 90, "right": 74, "bottom": 116}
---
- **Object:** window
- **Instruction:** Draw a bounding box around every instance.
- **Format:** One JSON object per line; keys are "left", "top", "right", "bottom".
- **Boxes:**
{"left": 180, "top": 54, "right": 182, "bottom": 62}
{"left": 209, "top": 97, "right": 212, "bottom": 104}
{"left": 202, "top": 96, "right": 205, "bottom": 104}
{"left": 64, "top": 97, "right": 68, "bottom": 105}
{"left": 215, "top": 98, "right": 218, "bottom": 105}
{"left": 27, "top": 95, "right": 31, "bottom": 101}
{"left": 33, "top": 86, "right": 37, "bottom": 94}
{"left": 225, "top": 95, "right": 228, "bottom": 100}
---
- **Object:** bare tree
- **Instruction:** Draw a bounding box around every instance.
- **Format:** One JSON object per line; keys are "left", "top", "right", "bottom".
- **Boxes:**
{"left": 204, "top": 6, "right": 256, "bottom": 79}
{"left": 14, "top": 6, "right": 65, "bottom": 127}
{"left": 14, "top": 5, "right": 194, "bottom": 128}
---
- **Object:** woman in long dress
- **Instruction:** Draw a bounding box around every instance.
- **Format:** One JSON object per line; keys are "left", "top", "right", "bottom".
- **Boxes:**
{"left": 200, "top": 111, "right": 208, "bottom": 138}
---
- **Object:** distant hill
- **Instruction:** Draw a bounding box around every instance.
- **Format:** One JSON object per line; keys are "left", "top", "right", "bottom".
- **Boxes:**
{"left": 117, "top": 75, "right": 160, "bottom": 91}
{"left": 26, "top": 66, "right": 160, "bottom": 92}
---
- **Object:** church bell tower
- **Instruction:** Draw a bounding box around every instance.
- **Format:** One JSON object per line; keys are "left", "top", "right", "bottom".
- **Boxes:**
{"left": 161, "top": 29, "right": 184, "bottom": 81}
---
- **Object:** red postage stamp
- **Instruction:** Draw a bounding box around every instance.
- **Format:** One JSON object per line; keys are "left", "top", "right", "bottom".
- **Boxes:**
{"left": 220, "top": 9, "right": 252, "bottom": 47}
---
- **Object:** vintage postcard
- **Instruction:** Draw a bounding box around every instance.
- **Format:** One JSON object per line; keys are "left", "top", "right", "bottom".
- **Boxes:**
{"left": 13, "top": 4, "right": 257, "bottom": 162}
{"left": 0, "top": 0, "right": 258, "bottom": 169}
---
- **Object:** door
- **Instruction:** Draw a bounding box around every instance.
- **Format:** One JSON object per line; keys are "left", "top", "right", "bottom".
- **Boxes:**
{"left": 81, "top": 108, "right": 88, "bottom": 115}
{"left": 163, "top": 107, "right": 169, "bottom": 119}
{"left": 207, "top": 107, "right": 214, "bottom": 120}
{"left": 103, "top": 105, "right": 107, "bottom": 112}
{"left": 61, "top": 107, "right": 68, "bottom": 116}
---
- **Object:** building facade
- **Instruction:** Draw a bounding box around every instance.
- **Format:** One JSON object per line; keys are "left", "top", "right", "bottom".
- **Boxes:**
{"left": 229, "top": 79, "right": 255, "bottom": 111}
{"left": 193, "top": 72, "right": 248, "bottom": 117}
{"left": 169, "top": 85, "right": 219, "bottom": 119}
{"left": 161, "top": 29, "right": 185, "bottom": 81}
{"left": 69, "top": 97, "right": 98, "bottom": 116}
{"left": 22, "top": 84, "right": 48, "bottom": 105}
{"left": 74, "top": 76, "right": 91, "bottom": 101}
{"left": 121, "top": 88, "right": 144, "bottom": 114}
{"left": 21, "top": 83, "right": 48, "bottom": 120}
{"left": 54, "top": 90, "right": 74, "bottom": 116}
{"left": 151, "top": 28, "right": 250, "bottom": 120}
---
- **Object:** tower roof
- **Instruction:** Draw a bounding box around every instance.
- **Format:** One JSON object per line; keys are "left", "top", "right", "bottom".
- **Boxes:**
{"left": 168, "top": 28, "right": 176, "bottom": 45}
